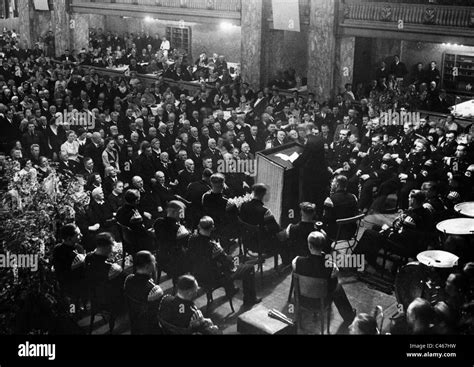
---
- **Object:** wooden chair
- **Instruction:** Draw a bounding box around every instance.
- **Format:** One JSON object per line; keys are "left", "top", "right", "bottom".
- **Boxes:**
{"left": 204, "top": 284, "right": 235, "bottom": 315}
{"left": 238, "top": 217, "right": 278, "bottom": 280}
{"left": 157, "top": 315, "right": 194, "bottom": 335}
{"left": 126, "top": 294, "right": 160, "bottom": 335}
{"left": 292, "top": 273, "right": 331, "bottom": 335}
{"left": 331, "top": 213, "right": 365, "bottom": 254}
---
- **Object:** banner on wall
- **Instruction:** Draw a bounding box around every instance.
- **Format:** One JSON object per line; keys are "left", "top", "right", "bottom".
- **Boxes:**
{"left": 33, "top": 0, "right": 49, "bottom": 11}
{"left": 272, "top": 0, "right": 300, "bottom": 32}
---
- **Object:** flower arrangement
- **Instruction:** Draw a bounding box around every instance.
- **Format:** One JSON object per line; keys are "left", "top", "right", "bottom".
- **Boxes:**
{"left": 0, "top": 158, "right": 89, "bottom": 334}
{"left": 227, "top": 193, "right": 253, "bottom": 209}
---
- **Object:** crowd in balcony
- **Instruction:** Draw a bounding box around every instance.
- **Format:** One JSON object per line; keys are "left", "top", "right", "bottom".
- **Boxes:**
{"left": 66, "top": 28, "right": 240, "bottom": 86}
{"left": 0, "top": 26, "right": 473, "bottom": 335}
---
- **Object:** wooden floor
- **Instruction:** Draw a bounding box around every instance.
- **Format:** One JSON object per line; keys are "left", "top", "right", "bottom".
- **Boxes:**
{"left": 78, "top": 213, "right": 400, "bottom": 335}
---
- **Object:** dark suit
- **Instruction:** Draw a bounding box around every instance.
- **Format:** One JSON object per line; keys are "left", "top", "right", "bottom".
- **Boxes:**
{"left": 154, "top": 217, "right": 190, "bottom": 280}
{"left": 87, "top": 200, "right": 117, "bottom": 234}
{"left": 246, "top": 135, "right": 265, "bottom": 155}
{"left": 239, "top": 198, "right": 286, "bottom": 262}
{"left": 293, "top": 135, "right": 330, "bottom": 216}
{"left": 294, "top": 254, "right": 354, "bottom": 322}
{"left": 203, "top": 148, "right": 223, "bottom": 170}
{"left": 107, "top": 192, "right": 123, "bottom": 214}
{"left": 176, "top": 169, "right": 199, "bottom": 196}
{"left": 57, "top": 160, "right": 76, "bottom": 177}
{"left": 135, "top": 153, "right": 157, "bottom": 187}
{"left": 185, "top": 180, "right": 211, "bottom": 228}
{"left": 116, "top": 203, "right": 154, "bottom": 252}
{"left": 84, "top": 142, "right": 104, "bottom": 174}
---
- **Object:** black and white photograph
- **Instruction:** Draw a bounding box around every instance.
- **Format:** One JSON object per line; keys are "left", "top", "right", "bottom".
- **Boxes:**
{"left": 0, "top": 0, "right": 473, "bottom": 363}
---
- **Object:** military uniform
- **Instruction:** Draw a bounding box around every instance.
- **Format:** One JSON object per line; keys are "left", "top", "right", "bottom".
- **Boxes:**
{"left": 124, "top": 273, "right": 163, "bottom": 334}
{"left": 397, "top": 151, "right": 430, "bottom": 208}
{"left": 84, "top": 252, "right": 124, "bottom": 314}
{"left": 331, "top": 140, "right": 353, "bottom": 169}
{"left": 397, "top": 131, "right": 417, "bottom": 158}
{"left": 323, "top": 189, "right": 358, "bottom": 240}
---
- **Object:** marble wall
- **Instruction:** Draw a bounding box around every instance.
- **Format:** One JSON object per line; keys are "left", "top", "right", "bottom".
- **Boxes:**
{"left": 307, "top": 0, "right": 337, "bottom": 101}
{"left": 261, "top": 26, "right": 309, "bottom": 87}
{"left": 52, "top": 0, "right": 70, "bottom": 56}
{"left": 72, "top": 14, "right": 90, "bottom": 52}
{"left": 241, "top": 0, "right": 263, "bottom": 88}
{"left": 334, "top": 36, "right": 356, "bottom": 94}
{"left": 17, "top": 0, "right": 33, "bottom": 48}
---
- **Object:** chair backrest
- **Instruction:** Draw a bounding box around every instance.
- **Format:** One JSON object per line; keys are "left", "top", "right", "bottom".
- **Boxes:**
{"left": 335, "top": 213, "right": 365, "bottom": 241}
{"left": 293, "top": 273, "right": 328, "bottom": 300}
{"left": 157, "top": 315, "right": 194, "bottom": 335}
{"left": 335, "top": 213, "right": 365, "bottom": 226}
{"left": 126, "top": 294, "right": 154, "bottom": 335}
{"left": 238, "top": 216, "right": 259, "bottom": 233}
{"left": 237, "top": 216, "right": 262, "bottom": 249}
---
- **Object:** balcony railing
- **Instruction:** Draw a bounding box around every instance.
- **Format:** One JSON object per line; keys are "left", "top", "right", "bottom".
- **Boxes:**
{"left": 89, "top": 0, "right": 241, "bottom": 12}
{"left": 72, "top": 0, "right": 242, "bottom": 23}
{"left": 341, "top": 0, "right": 474, "bottom": 28}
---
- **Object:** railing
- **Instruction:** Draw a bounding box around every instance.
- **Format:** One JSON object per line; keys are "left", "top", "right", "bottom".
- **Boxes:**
{"left": 89, "top": 0, "right": 241, "bottom": 12}
{"left": 341, "top": 0, "right": 474, "bottom": 28}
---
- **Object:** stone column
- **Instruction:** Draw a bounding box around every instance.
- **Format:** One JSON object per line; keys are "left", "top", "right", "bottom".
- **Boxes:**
{"left": 52, "top": 0, "right": 71, "bottom": 57}
{"left": 334, "top": 36, "right": 356, "bottom": 95}
{"left": 72, "top": 13, "right": 90, "bottom": 52}
{"left": 307, "top": 0, "right": 337, "bottom": 101}
{"left": 17, "top": 0, "right": 33, "bottom": 49}
{"left": 241, "top": 0, "right": 264, "bottom": 89}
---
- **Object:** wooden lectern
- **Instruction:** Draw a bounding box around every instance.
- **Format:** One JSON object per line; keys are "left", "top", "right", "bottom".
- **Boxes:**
{"left": 256, "top": 142, "right": 304, "bottom": 228}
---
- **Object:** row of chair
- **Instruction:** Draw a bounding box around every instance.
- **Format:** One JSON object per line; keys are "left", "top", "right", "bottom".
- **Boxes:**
{"left": 90, "top": 212, "right": 366, "bottom": 334}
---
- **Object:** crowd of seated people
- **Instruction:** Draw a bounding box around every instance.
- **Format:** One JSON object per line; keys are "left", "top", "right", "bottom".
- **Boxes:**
{"left": 54, "top": 28, "right": 239, "bottom": 86}
{"left": 1, "top": 27, "right": 474, "bottom": 334}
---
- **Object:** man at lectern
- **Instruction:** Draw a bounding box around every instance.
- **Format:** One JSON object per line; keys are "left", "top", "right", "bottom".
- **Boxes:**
{"left": 292, "top": 124, "right": 331, "bottom": 217}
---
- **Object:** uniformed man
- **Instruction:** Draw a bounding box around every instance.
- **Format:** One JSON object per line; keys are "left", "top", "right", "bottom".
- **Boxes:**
{"left": 239, "top": 183, "right": 288, "bottom": 264}
{"left": 355, "top": 190, "right": 431, "bottom": 268}
{"left": 158, "top": 275, "right": 220, "bottom": 334}
{"left": 323, "top": 175, "right": 358, "bottom": 240}
{"left": 202, "top": 173, "right": 239, "bottom": 245}
{"left": 123, "top": 251, "right": 163, "bottom": 334}
{"left": 330, "top": 129, "right": 353, "bottom": 170}
{"left": 352, "top": 134, "right": 387, "bottom": 211}
{"left": 154, "top": 201, "right": 191, "bottom": 284}
{"left": 281, "top": 202, "right": 318, "bottom": 258}
{"left": 396, "top": 123, "right": 418, "bottom": 159}
{"left": 84, "top": 232, "right": 124, "bottom": 317}
{"left": 52, "top": 223, "right": 86, "bottom": 307}
{"left": 185, "top": 168, "right": 212, "bottom": 229}
{"left": 396, "top": 139, "right": 430, "bottom": 209}
{"left": 187, "top": 216, "right": 261, "bottom": 307}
